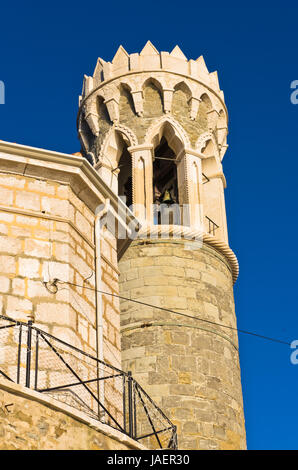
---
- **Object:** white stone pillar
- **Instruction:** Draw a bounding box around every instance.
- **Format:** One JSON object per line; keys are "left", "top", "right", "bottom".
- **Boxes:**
{"left": 184, "top": 149, "right": 204, "bottom": 230}
{"left": 128, "top": 144, "right": 154, "bottom": 224}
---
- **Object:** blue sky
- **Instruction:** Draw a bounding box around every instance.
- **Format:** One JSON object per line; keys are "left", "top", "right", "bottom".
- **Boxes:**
{"left": 1, "top": 0, "right": 298, "bottom": 449}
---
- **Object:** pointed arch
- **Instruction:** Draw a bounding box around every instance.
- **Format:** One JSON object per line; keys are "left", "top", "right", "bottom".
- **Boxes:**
{"left": 142, "top": 78, "right": 163, "bottom": 117}
{"left": 95, "top": 124, "right": 137, "bottom": 198}
{"left": 141, "top": 77, "right": 163, "bottom": 93}
{"left": 173, "top": 81, "right": 192, "bottom": 99}
{"left": 199, "top": 93, "right": 213, "bottom": 111}
{"left": 172, "top": 81, "right": 193, "bottom": 122}
{"left": 119, "top": 83, "right": 135, "bottom": 119}
{"left": 98, "top": 124, "right": 138, "bottom": 167}
{"left": 195, "top": 131, "right": 219, "bottom": 158}
{"left": 118, "top": 81, "right": 132, "bottom": 92}
{"left": 144, "top": 116, "right": 190, "bottom": 155}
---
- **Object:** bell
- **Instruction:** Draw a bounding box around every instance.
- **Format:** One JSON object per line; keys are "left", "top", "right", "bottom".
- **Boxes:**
{"left": 161, "top": 189, "right": 173, "bottom": 204}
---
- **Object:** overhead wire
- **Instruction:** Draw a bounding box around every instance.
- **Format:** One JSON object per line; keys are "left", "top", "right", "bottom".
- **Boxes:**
{"left": 51, "top": 279, "right": 291, "bottom": 347}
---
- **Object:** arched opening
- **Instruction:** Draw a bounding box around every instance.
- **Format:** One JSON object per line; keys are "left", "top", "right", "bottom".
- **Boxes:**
{"left": 153, "top": 137, "right": 180, "bottom": 224}
{"left": 117, "top": 144, "right": 132, "bottom": 208}
{"left": 153, "top": 137, "right": 178, "bottom": 204}
{"left": 172, "top": 82, "right": 192, "bottom": 116}
{"left": 143, "top": 79, "right": 163, "bottom": 117}
{"left": 200, "top": 93, "right": 212, "bottom": 111}
{"left": 119, "top": 84, "right": 135, "bottom": 121}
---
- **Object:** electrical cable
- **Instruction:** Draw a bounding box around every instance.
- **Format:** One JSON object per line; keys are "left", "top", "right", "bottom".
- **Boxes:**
{"left": 53, "top": 280, "right": 291, "bottom": 347}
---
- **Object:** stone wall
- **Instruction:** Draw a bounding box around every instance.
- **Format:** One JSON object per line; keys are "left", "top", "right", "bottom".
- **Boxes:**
{"left": 119, "top": 239, "right": 246, "bottom": 450}
{"left": 172, "top": 86, "right": 209, "bottom": 147}
{"left": 0, "top": 171, "right": 119, "bottom": 361}
{"left": 0, "top": 378, "right": 145, "bottom": 450}
{"left": 118, "top": 82, "right": 165, "bottom": 144}
{"left": 0, "top": 165, "right": 122, "bottom": 421}
{"left": 111, "top": 81, "right": 211, "bottom": 148}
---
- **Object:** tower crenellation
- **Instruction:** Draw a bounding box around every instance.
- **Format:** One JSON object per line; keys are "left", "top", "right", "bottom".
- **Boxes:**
{"left": 78, "top": 42, "right": 230, "bottom": 247}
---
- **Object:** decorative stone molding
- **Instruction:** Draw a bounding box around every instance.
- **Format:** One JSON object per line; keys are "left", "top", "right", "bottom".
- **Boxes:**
{"left": 195, "top": 131, "right": 220, "bottom": 159}
{"left": 144, "top": 115, "right": 191, "bottom": 150}
{"left": 203, "top": 232, "right": 239, "bottom": 283}
{"left": 136, "top": 224, "right": 239, "bottom": 283}
{"left": 104, "top": 97, "right": 119, "bottom": 122}
{"left": 77, "top": 44, "right": 229, "bottom": 137}
{"left": 130, "top": 90, "right": 144, "bottom": 116}
{"left": 87, "top": 42, "right": 223, "bottom": 95}
{"left": 97, "top": 124, "right": 138, "bottom": 164}
{"left": 114, "top": 123, "right": 138, "bottom": 147}
{"left": 84, "top": 111, "right": 100, "bottom": 136}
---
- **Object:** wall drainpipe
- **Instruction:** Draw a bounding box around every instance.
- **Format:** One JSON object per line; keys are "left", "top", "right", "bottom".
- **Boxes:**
{"left": 94, "top": 199, "right": 110, "bottom": 421}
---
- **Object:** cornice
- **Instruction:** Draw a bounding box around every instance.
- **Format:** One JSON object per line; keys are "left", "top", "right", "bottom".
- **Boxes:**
{"left": 0, "top": 140, "right": 140, "bottom": 257}
{"left": 77, "top": 69, "right": 228, "bottom": 129}
{"left": 135, "top": 224, "right": 239, "bottom": 283}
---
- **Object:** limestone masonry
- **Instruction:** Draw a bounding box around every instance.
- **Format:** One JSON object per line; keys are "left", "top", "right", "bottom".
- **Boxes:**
{"left": 0, "top": 42, "right": 246, "bottom": 450}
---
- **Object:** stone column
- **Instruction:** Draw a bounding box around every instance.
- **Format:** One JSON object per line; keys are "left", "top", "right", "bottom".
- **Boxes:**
{"left": 184, "top": 149, "right": 204, "bottom": 230}
{"left": 128, "top": 145, "right": 154, "bottom": 224}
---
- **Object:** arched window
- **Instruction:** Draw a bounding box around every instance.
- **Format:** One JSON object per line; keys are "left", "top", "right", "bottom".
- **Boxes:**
{"left": 153, "top": 137, "right": 180, "bottom": 225}
{"left": 153, "top": 137, "right": 178, "bottom": 205}
{"left": 118, "top": 144, "right": 132, "bottom": 208}
{"left": 143, "top": 79, "right": 163, "bottom": 117}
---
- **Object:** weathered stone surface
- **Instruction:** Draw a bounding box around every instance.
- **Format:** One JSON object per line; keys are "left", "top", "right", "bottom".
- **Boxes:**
{"left": 0, "top": 170, "right": 123, "bottom": 428}
{"left": 0, "top": 380, "right": 144, "bottom": 450}
{"left": 119, "top": 240, "right": 246, "bottom": 450}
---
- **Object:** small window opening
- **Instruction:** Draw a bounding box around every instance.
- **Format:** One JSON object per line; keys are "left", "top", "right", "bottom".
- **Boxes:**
{"left": 118, "top": 146, "right": 132, "bottom": 208}
{"left": 153, "top": 137, "right": 179, "bottom": 224}
{"left": 153, "top": 137, "right": 178, "bottom": 205}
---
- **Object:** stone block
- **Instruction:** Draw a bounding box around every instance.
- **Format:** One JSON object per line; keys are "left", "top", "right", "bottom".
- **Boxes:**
{"left": 0, "top": 255, "right": 16, "bottom": 274}
{"left": 6, "top": 295, "right": 33, "bottom": 318}
{"left": 24, "top": 239, "right": 51, "bottom": 259}
{"left": 12, "top": 278, "right": 25, "bottom": 296}
{"left": 18, "top": 258, "right": 40, "bottom": 278}
{"left": 0, "top": 235, "right": 22, "bottom": 255}
{"left": 15, "top": 191, "right": 40, "bottom": 211}
{"left": 0, "top": 276, "right": 10, "bottom": 293}
{"left": 0, "top": 187, "right": 13, "bottom": 205}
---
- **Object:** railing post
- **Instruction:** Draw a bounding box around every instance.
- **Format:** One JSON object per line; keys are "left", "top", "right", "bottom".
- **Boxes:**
{"left": 16, "top": 325, "right": 22, "bottom": 384}
{"left": 127, "top": 371, "right": 134, "bottom": 438}
{"left": 25, "top": 320, "right": 33, "bottom": 388}
{"left": 34, "top": 331, "right": 39, "bottom": 390}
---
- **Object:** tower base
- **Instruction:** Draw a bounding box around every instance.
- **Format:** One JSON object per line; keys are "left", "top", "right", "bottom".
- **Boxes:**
{"left": 119, "top": 238, "right": 246, "bottom": 450}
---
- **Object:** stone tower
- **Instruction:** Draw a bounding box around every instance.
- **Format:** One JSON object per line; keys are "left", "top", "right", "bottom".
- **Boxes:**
{"left": 78, "top": 42, "right": 246, "bottom": 450}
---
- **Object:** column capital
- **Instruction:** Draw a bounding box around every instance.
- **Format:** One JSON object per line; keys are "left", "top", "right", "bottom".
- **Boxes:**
{"left": 127, "top": 144, "right": 154, "bottom": 153}
{"left": 184, "top": 148, "right": 204, "bottom": 158}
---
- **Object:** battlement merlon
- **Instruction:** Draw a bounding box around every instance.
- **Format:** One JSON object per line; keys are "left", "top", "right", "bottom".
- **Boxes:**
{"left": 78, "top": 42, "right": 228, "bottom": 149}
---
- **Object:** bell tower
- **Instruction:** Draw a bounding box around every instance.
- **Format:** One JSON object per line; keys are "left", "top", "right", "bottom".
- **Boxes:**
{"left": 78, "top": 42, "right": 246, "bottom": 450}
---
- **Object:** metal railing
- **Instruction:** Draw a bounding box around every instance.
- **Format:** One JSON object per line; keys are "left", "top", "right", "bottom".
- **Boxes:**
{"left": 154, "top": 203, "right": 190, "bottom": 226}
{"left": 202, "top": 173, "right": 210, "bottom": 184}
{"left": 0, "top": 314, "right": 177, "bottom": 450}
{"left": 205, "top": 215, "right": 219, "bottom": 236}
